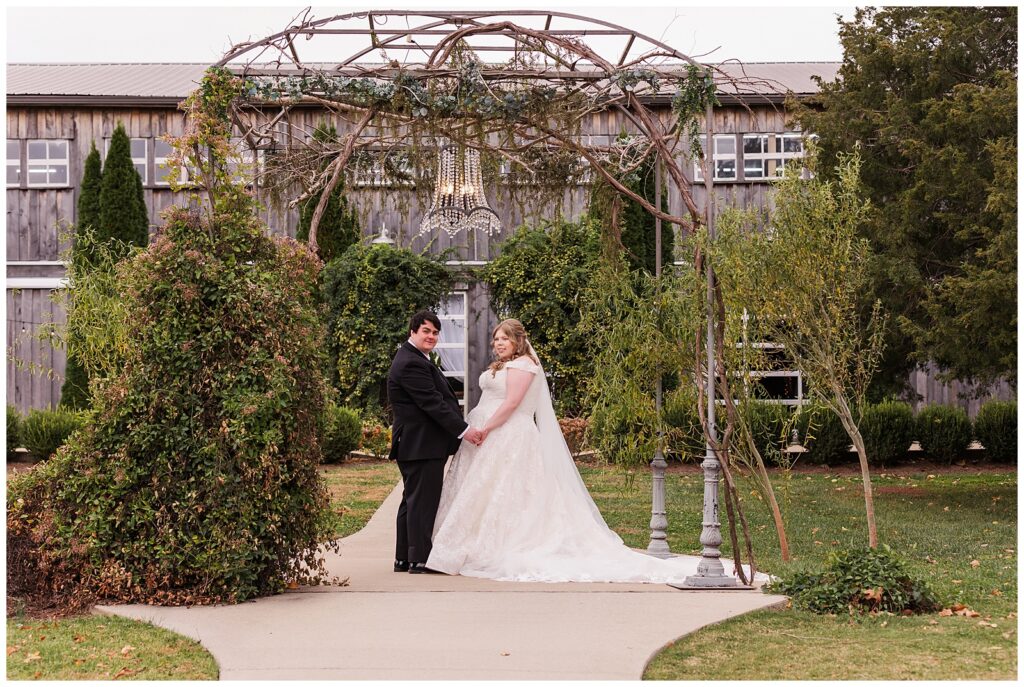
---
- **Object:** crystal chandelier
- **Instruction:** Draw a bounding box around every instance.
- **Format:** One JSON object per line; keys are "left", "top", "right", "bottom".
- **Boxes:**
{"left": 418, "top": 144, "right": 502, "bottom": 237}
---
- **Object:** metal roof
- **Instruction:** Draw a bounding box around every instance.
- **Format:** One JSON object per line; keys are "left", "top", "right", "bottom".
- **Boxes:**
{"left": 7, "top": 61, "right": 839, "bottom": 105}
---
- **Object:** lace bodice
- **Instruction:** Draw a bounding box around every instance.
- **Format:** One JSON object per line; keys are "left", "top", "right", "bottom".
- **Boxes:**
{"left": 476, "top": 356, "right": 543, "bottom": 419}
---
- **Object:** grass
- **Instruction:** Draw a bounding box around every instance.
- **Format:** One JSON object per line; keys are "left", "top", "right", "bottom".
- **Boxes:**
{"left": 320, "top": 460, "right": 400, "bottom": 538}
{"left": 575, "top": 464, "right": 1017, "bottom": 680}
{"left": 6, "top": 614, "right": 218, "bottom": 680}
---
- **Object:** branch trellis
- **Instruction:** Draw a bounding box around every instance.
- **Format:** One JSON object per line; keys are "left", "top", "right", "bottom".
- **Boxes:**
{"left": 209, "top": 9, "right": 791, "bottom": 585}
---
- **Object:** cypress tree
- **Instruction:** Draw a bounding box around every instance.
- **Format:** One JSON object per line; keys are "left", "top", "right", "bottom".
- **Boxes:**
{"left": 619, "top": 157, "right": 673, "bottom": 275}
{"left": 60, "top": 142, "right": 103, "bottom": 409}
{"left": 98, "top": 123, "right": 149, "bottom": 257}
{"left": 296, "top": 122, "right": 361, "bottom": 264}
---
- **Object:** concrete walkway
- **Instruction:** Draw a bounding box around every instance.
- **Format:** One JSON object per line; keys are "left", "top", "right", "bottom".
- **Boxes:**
{"left": 97, "top": 483, "right": 786, "bottom": 680}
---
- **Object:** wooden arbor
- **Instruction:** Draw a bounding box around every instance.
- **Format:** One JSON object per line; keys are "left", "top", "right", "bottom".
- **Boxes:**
{"left": 214, "top": 9, "right": 771, "bottom": 585}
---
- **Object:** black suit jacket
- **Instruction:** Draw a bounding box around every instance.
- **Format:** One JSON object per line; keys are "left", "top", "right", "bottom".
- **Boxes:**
{"left": 387, "top": 341, "right": 469, "bottom": 462}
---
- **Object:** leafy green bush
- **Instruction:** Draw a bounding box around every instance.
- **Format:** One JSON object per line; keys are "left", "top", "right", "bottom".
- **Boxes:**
{"left": 20, "top": 408, "right": 87, "bottom": 461}
{"left": 973, "top": 400, "right": 1016, "bottom": 463}
{"left": 482, "top": 215, "right": 603, "bottom": 415}
{"left": 915, "top": 404, "right": 972, "bottom": 464}
{"left": 768, "top": 545, "right": 940, "bottom": 615}
{"left": 360, "top": 416, "right": 392, "bottom": 457}
{"left": 744, "top": 401, "right": 790, "bottom": 466}
{"left": 7, "top": 405, "right": 21, "bottom": 457}
{"left": 322, "top": 404, "right": 362, "bottom": 463}
{"left": 6, "top": 68, "right": 336, "bottom": 612}
{"left": 860, "top": 400, "right": 915, "bottom": 466}
{"left": 662, "top": 387, "right": 704, "bottom": 462}
{"left": 798, "top": 404, "right": 855, "bottom": 466}
{"left": 322, "top": 243, "right": 452, "bottom": 413}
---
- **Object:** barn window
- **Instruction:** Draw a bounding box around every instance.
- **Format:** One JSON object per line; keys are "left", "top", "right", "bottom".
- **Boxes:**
{"left": 435, "top": 292, "right": 468, "bottom": 409}
{"left": 153, "top": 139, "right": 188, "bottom": 186}
{"left": 26, "top": 139, "right": 69, "bottom": 187}
{"left": 743, "top": 132, "right": 812, "bottom": 181}
{"left": 7, "top": 140, "right": 21, "bottom": 187}
{"left": 693, "top": 134, "right": 737, "bottom": 182}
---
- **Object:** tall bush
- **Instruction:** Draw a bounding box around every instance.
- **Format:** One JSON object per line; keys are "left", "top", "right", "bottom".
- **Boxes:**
{"left": 98, "top": 123, "right": 149, "bottom": 254}
{"left": 798, "top": 403, "right": 855, "bottom": 466}
{"left": 482, "top": 215, "right": 603, "bottom": 414}
{"left": 7, "top": 405, "right": 21, "bottom": 457}
{"left": 916, "top": 404, "right": 972, "bottom": 464}
{"left": 321, "top": 242, "right": 452, "bottom": 413}
{"left": 296, "top": 122, "right": 361, "bottom": 264}
{"left": 7, "top": 67, "right": 336, "bottom": 610}
{"left": 20, "top": 408, "right": 86, "bottom": 461}
{"left": 860, "top": 401, "right": 915, "bottom": 466}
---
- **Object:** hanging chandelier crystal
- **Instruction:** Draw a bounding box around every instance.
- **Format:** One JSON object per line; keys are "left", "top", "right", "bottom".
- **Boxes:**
{"left": 418, "top": 144, "right": 502, "bottom": 237}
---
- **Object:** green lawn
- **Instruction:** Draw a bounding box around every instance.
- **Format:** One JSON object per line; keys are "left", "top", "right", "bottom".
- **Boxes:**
{"left": 320, "top": 460, "right": 400, "bottom": 538}
{"left": 6, "top": 614, "right": 218, "bottom": 680}
{"left": 576, "top": 465, "right": 1017, "bottom": 680}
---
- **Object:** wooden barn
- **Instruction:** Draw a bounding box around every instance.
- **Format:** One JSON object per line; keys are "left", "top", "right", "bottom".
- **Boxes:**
{"left": 5, "top": 60, "right": 1011, "bottom": 414}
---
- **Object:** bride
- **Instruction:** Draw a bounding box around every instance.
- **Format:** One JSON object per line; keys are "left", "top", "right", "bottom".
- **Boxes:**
{"left": 426, "top": 318, "right": 744, "bottom": 584}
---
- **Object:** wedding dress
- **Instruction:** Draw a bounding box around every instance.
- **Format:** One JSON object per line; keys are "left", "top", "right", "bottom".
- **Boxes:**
{"left": 426, "top": 348, "right": 752, "bottom": 584}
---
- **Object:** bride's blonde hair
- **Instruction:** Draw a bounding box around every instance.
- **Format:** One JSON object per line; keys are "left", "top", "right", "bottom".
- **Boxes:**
{"left": 489, "top": 318, "right": 538, "bottom": 375}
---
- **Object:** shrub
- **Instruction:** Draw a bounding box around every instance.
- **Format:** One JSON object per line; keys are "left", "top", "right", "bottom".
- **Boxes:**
{"left": 7, "top": 405, "right": 21, "bottom": 457}
{"left": 295, "top": 122, "right": 361, "bottom": 265}
{"left": 6, "top": 68, "right": 336, "bottom": 611}
{"left": 20, "top": 408, "right": 87, "bottom": 461}
{"left": 798, "top": 404, "right": 855, "bottom": 466}
{"left": 558, "top": 417, "right": 589, "bottom": 455}
{"left": 744, "top": 401, "right": 790, "bottom": 466}
{"left": 916, "top": 404, "right": 972, "bottom": 464}
{"left": 973, "top": 400, "right": 1016, "bottom": 463}
{"left": 360, "top": 417, "right": 391, "bottom": 457}
{"left": 768, "top": 545, "right": 940, "bottom": 615}
{"left": 481, "top": 215, "right": 603, "bottom": 415}
{"left": 321, "top": 242, "right": 452, "bottom": 413}
{"left": 322, "top": 404, "right": 362, "bottom": 463}
{"left": 860, "top": 400, "right": 915, "bottom": 466}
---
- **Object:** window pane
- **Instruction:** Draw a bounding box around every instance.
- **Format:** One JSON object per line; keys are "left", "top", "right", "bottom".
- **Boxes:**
{"left": 716, "top": 160, "right": 736, "bottom": 179}
{"left": 7, "top": 140, "right": 20, "bottom": 161}
{"left": 715, "top": 135, "right": 735, "bottom": 154}
{"left": 135, "top": 162, "right": 147, "bottom": 180}
{"left": 744, "top": 160, "right": 766, "bottom": 177}
{"left": 156, "top": 162, "right": 173, "bottom": 183}
{"left": 48, "top": 140, "right": 67, "bottom": 158}
{"left": 154, "top": 139, "right": 173, "bottom": 157}
{"left": 7, "top": 166, "right": 20, "bottom": 184}
{"left": 783, "top": 136, "right": 803, "bottom": 154}
{"left": 27, "top": 141, "right": 46, "bottom": 160}
{"left": 28, "top": 168, "right": 47, "bottom": 184}
{"left": 130, "top": 139, "right": 147, "bottom": 158}
{"left": 49, "top": 165, "right": 68, "bottom": 184}
{"left": 440, "top": 295, "right": 465, "bottom": 316}
{"left": 743, "top": 135, "right": 766, "bottom": 154}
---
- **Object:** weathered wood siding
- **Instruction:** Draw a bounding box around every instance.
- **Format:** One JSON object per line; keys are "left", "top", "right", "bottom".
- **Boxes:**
{"left": 7, "top": 287, "right": 66, "bottom": 413}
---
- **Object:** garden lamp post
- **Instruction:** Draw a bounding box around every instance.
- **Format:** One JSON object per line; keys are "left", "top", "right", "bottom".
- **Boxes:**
{"left": 647, "top": 159, "right": 671, "bottom": 558}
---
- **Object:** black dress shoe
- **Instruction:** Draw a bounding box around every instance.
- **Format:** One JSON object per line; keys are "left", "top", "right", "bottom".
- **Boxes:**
{"left": 408, "top": 562, "right": 443, "bottom": 574}
{"left": 394, "top": 559, "right": 410, "bottom": 572}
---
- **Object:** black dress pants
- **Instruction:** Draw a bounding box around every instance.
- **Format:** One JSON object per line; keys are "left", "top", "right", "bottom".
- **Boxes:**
{"left": 395, "top": 457, "right": 447, "bottom": 563}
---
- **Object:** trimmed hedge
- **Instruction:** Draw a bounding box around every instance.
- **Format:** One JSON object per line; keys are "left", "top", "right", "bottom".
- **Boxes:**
{"left": 322, "top": 404, "right": 362, "bottom": 463}
{"left": 860, "top": 400, "right": 915, "bottom": 466}
{"left": 20, "top": 408, "right": 87, "bottom": 461}
{"left": 797, "top": 404, "right": 854, "bottom": 466}
{"left": 974, "top": 400, "right": 1016, "bottom": 463}
{"left": 916, "top": 404, "right": 972, "bottom": 464}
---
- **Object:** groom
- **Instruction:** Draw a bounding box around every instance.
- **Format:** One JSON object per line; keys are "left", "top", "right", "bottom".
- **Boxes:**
{"left": 387, "top": 310, "right": 483, "bottom": 574}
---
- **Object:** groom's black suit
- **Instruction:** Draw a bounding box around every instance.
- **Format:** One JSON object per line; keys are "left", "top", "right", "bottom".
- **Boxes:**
{"left": 387, "top": 341, "right": 469, "bottom": 564}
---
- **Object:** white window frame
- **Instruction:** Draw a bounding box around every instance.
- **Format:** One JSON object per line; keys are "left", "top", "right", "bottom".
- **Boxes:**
{"left": 103, "top": 137, "right": 148, "bottom": 185}
{"left": 26, "top": 139, "right": 70, "bottom": 188}
{"left": 742, "top": 133, "right": 777, "bottom": 180}
{"left": 7, "top": 139, "right": 21, "bottom": 188}
{"left": 153, "top": 138, "right": 187, "bottom": 187}
{"left": 694, "top": 134, "right": 737, "bottom": 182}
{"left": 435, "top": 292, "right": 469, "bottom": 410}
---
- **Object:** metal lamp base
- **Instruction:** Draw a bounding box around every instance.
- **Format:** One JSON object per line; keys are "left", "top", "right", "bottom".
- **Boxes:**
{"left": 671, "top": 573, "right": 744, "bottom": 590}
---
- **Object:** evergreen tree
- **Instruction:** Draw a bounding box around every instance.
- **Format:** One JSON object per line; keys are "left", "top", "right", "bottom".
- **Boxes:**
{"left": 60, "top": 142, "right": 103, "bottom": 409}
{"left": 98, "top": 123, "right": 149, "bottom": 257}
{"left": 296, "top": 122, "right": 361, "bottom": 264}
{"left": 798, "top": 7, "right": 1017, "bottom": 391}
{"left": 619, "top": 156, "right": 674, "bottom": 274}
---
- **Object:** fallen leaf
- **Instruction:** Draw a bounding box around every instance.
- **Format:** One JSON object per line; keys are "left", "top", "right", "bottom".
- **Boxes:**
{"left": 901, "top": 609, "right": 914, "bottom": 616}
{"left": 880, "top": 621, "right": 888, "bottom": 627}
{"left": 925, "top": 556, "right": 937, "bottom": 564}
{"left": 500, "top": 651, "right": 511, "bottom": 657}
{"left": 73, "top": 635, "right": 85, "bottom": 643}
{"left": 74, "top": 659, "right": 85, "bottom": 666}
{"left": 977, "top": 621, "right": 998, "bottom": 628}
{"left": 23, "top": 651, "right": 41, "bottom": 663}
{"left": 811, "top": 527, "right": 820, "bottom": 534}
{"left": 943, "top": 506, "right": 950, "bottom": 512}
{"left": 7, "top": 646, "right": 18, "bottom": 656}
{"left": 928, "top": 619, "right": 939, "bottom": 625}
{"left": 970, "top": 559, "right": 981, "bottom": 568}
{"left": 927, "top": 474, "right": 935, "bottom": 479}
{"left": 286, "top": 581, "right": 300, "bottom": 590}
{"left": 1002, "top": 631, "right": 1014, "bottom": 640}
{"left": 952, "top": 579, "right": 962, "bottom": 584}
{"left": 113, "top": 667, "right": 139, "bottom": 679}
{"left": 1006, "top": 613, "right": 1017, "bottom": 619}
{"left": 939, "top": 608, "right": 954, "bottom": 616}
{"left": 120, "top": 645, "right": 135, "bottom": 656}
{"left": 991, "top": 589, "right": 1003, "bottom": 596}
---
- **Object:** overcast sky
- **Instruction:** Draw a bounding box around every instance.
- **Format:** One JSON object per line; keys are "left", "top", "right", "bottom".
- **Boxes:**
{"left": 6, "top": 2, "right": 854, "bottom": 64}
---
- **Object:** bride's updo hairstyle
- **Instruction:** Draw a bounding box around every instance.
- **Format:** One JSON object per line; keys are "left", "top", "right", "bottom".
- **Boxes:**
{"left": 489, "top": 318, "right": 538, "bottom": 376}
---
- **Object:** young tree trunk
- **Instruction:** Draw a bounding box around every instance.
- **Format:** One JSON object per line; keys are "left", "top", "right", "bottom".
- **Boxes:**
{"left": 835, "top": 394, "right": 878, "bottom": 548}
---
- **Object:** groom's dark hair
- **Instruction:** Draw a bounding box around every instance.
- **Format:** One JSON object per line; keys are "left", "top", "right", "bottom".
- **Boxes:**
{"left": 409, "top": 309, "right": 441, "bottom": 334}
